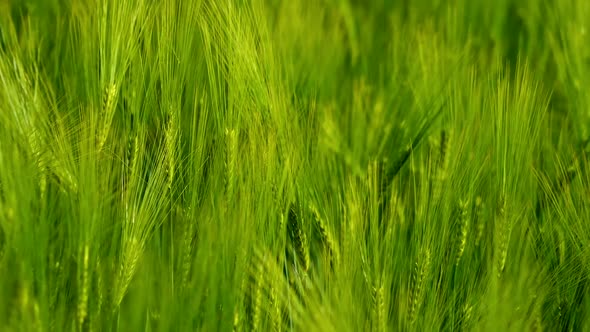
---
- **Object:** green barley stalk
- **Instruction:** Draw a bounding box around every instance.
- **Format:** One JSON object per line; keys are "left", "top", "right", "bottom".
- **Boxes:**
{"left": 225, "top": 128, "right": 238, "bottom": 202}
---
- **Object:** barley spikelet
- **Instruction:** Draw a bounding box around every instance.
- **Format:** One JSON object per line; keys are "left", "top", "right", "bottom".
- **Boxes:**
{"left": 474, "top": 196, "right": 485, "bottom": 246}
{"left": 388, "top": 187, "right": 405, "bottom": 229}
{"left": 180, "top": 214, "right": 194, "bottom": 292}
{"left": 98, "top": 83, "right": 118, "bottom": 152}
{"left": 33, "top": 301, "right": 41, "bottom": 331}
{"left": 279, "top": 212, "right": 286, "bottom": 240}
{"left": 531, "top": 296, "right": 543, "bottom": 332}
{"left": 115, "top": 237, "right": 141, "bottom": 307}
{"left": 39, "top": 169, "right": 47, "bottom": 201}
{"left": 233, "top": 311, "right": 241, "bottom": 332}
{"left": 94, "top": 258, "right": 104, "bottom": 331}
{"left": 250, "top": 258, "right": 264, "bottom": 331}
{"left": 288, "top": 208, "right": 310, "bottom": 273}
{"left": 233, "top": 310, "right": 242, "bottom": 332}
{"left": 495, "top": 195, "right": 509, "bottom": 278}
{"left": 233, "top": 275, "right": 247, "bottom": 332}
{"left": 270, "top": 285, "right": 282, "bottom": 332}
{"left": 409, "top": 248, "right": 431, "bottom": 323}
{"left": 78, "top": 244, "right": 90, "bottom": 330}
{"left": 372, "top": 284, "right": 387, "bottom": 332}
{"left": 431, "top": 129, "right": 452, "bottom": 204}
{"left": 438, "top": 129, "right": 451, "bottom": 171}
{"left": 225, "top": 128, "right": 238, "bottom": 201}
{"left": 310, "top": 205, "right": 339, "bottom": 267}
{"left": 165, "top": 110, "right": 178, "bottom": 192}
{"left": 14, "top": 281, "right": 42, "bottom": 331}
{"left": 455, "top": 199, "right": 470, "bottom": 266}
{"left": 461, "top": 303, "right": 474, "bottom": 330}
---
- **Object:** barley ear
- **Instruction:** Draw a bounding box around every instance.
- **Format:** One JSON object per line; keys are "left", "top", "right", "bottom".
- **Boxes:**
{"left": 372, "top": 283, "right": 387, "bottom": 332}
{"left": 455, "top": 199, "right": 470, "bottom": 266}
{"left": 180, "top": 211, "right": 194, "bottom": 292}
{"left": 474, "top": 196, "right": 485, "bottom": 246}
{"left": 78, "top": 244, "right": 90, "bottom": 330}
{"left": 115, "top": 236, "right": 141, "bottom": 308}
{"left": 249, "top": 257, "right": 264, "bottom": 332}
{"left": 409, "top": 248, "right": 431, "bottom": 324}
{"left": 431, "top": 129, "right": 452, "bottom": 203}
{"left": 233, "top": 274, "right": 247, "bottom": 332}
{"left": 270, "top": 284, "right": 282, "bottom": 332}
{"left": 98, "top": 83, "right": 118, "bottom": 152}
{"left": 165, "top": 109, "right": 178, "bottom": 192}
{"left": 310, "top": 204, "right": 339, "bottom": 267}
{"left": 495, "top": 195, "right": 509, "bottom": 278}
{"left": 288, "top": 207, "right": 310, "bottom": 273}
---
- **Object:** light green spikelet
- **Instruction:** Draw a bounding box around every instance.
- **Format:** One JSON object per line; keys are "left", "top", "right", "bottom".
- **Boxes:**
{"left": 409, "top": 247, "right": 431, "bottom": 324}
{"left": 250, "top": 259, "right": 264, "bottom": 332}
{"left": 455, "top": 199, "right": 470, "bottom": 266}
{"left": 78, "top": 244, "right": 90, "bottom": 330}
{"left": 98, "top": 83, "right": 118, "bottom": 152}
{"left": 462, "top": 303, "right": 474, "bottom": 330}
{"left": 165, "top": 110, "right": 178, "bottom": 192}
{"left": 233, "top": 274, "right": 247, "bottom": 332}
{"left": 431, "top": 129, "right": 452, "bottom": 204}
{"left": 372, "top": 283, "right": 387, "bottom": 332}
{"left": 180, "top": 213, "right": 194, "bottom": 292}
{"left": 39, "top": 169, "right": 47, "bottom": 201}
{"left": 474, "top": 196, "right": 485, "bottom": 246}
{"left": 115, "top": 236, "right": 141, "bottom": 307}
{"left": 495, "top": 195, "right": 510, "bottom": 278}
{"left": 289, "top": 209, "right": 310, "bottom": 273}
{"left": 270, "top": 285, "right": 282, "bottom": 332}
{"left": 310, "top": 205, "right": 339, "bottom": 267}
{"left": 94, "top": 258, "right": 104, "bottom": 330}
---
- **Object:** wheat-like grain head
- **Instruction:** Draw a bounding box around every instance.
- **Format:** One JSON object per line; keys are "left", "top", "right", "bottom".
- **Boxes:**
{"left": 98, "top": 83, "right": 118, "bottom": 152}
{"left": 455, "top": 199, "right": 470, "bottom": 266}
{"left": 310, "top": 204, "right": 340, "bottom": 268}
{"left": 409, "top": 247, "right": 431, "bottom": 324}
{"left": 78, "top": 244, "right": 90, "bottom": 330}
{"left": 165, "top": 109, "right": 178, "bottom": 192}
{"left": 474, "top": 196, "right": 485, "bottom": 246}
{"left": 495, "top": 195, "right": 509, "bottom": 278}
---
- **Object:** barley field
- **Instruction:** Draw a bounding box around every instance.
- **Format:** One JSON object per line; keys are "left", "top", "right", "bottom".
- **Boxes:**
{"left": 1, "top": 0, "right": 590, "bottom": 331}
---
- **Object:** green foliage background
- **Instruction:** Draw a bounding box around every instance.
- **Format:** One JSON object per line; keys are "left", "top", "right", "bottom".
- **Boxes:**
{"left": 1, "top": 0, "right": 590, "bottom": 331}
